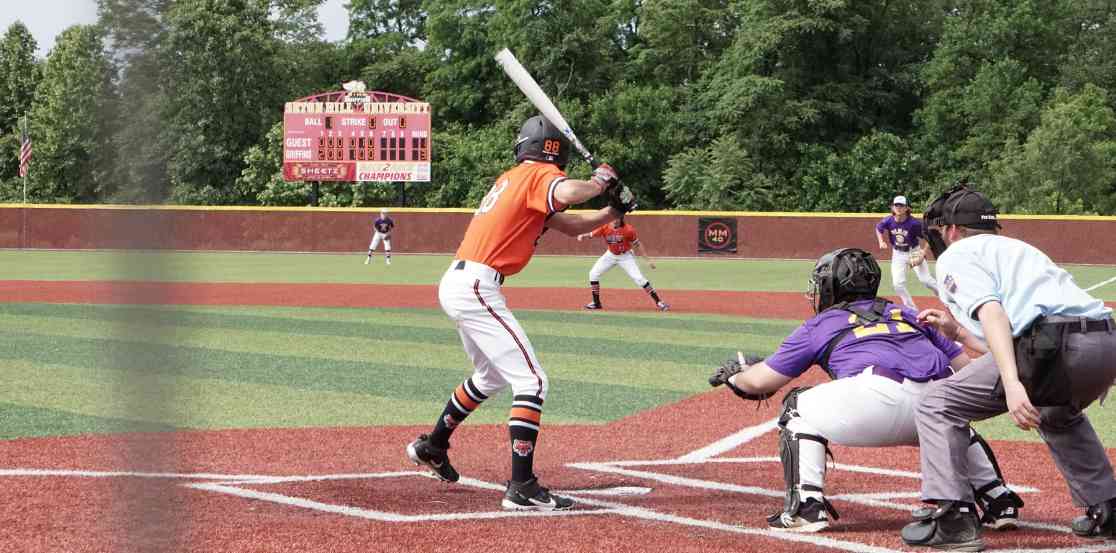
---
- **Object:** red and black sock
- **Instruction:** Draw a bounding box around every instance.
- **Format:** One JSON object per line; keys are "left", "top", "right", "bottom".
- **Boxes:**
{"left": 643, "top": 282, "right": 662, "bottom": 303}
{"left": 590, "top": 281, "right": 601, "bottom": 305}
{"left": 508, "top": 395, "right": 543, "bottom": 483}
{"left": 429, "top": 378, "right": 486, "bottom": 449}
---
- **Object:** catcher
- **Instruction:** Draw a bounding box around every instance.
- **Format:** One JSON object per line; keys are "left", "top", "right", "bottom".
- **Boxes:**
{"left": 709, "top": 248, "right": 1023, "bottom": 533}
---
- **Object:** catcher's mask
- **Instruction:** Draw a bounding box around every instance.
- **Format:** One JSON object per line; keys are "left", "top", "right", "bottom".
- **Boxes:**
{"left": 922, "top": 181, "right": 1000, "bottom": 258}
{"left": 808, "top": 248, "right": 882, "bottom": 314}
{"left": 514, "top": 115, "right": 570, "bottom": 169}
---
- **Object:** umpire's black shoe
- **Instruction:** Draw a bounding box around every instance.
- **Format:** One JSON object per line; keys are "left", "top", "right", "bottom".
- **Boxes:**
{"left": 1072, "top": 498, "right": 1116, "bottom": 538}
{"left": 901, "top": 501, "right": 985, "bottom": 551}
{"left": 406, "top": 434, "right": 459, "bottom": 483}
{"left": 501, "top": 478, "right": 574, "bottom": 511}
{"left": 977, "top": 488, "right": 1024, "bottom": 531}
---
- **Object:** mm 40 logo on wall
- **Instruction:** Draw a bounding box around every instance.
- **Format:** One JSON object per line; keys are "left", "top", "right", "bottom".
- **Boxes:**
{"left": 698, "top": 217, "right": 737, "bottom": 254}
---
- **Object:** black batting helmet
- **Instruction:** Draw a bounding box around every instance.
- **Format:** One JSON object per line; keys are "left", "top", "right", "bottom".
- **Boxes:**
{"left": 808, "top": 248, "right": 882, "bottom": 314}
{"left": 514, "top": 115, "right": 570, "bottom": 169}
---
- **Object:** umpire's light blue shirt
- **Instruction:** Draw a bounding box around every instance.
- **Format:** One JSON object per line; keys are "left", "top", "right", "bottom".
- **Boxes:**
{"left": 935, "top": 234, "right": 1111, "bottom": 340}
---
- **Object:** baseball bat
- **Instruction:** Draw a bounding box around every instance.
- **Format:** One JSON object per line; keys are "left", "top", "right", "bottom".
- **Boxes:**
{"left": 494, "top": 48, "right": 598, "bottom": 168}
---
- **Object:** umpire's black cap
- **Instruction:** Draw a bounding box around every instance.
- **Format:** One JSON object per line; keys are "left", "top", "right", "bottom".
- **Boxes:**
{"left": 925, "top": 183, "right": 1001, "bottom": 230}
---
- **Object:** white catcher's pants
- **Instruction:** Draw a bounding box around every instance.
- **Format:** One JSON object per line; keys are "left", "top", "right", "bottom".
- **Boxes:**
{"left": 890, "top": 250, "right": 937, "bottom": 309}
{"left": 589, "top": 251, "right": 648, "bottom": 287}
{"left": 438, "top": 261, "right": 548, "bottom": 399}
{"left": 786, "top": 369, "right": 1000, "bottom": 500}
{"left": 369, "top": 231, "right": 391, "bottom": 252}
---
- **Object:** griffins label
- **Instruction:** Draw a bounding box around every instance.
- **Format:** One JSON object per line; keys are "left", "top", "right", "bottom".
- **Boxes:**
{"left": 698, "top": 217, "right": 738, "bottom": 254}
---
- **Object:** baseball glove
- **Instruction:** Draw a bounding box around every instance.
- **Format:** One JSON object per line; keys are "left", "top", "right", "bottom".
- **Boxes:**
{"left": 607, "top": 182, "right": 638, "bottom": 214}
{"left": 709, "top": 353, "right": 773, "bottom": 402}
{"left": 908, "top": 249, "right": 925, "bottom": 267}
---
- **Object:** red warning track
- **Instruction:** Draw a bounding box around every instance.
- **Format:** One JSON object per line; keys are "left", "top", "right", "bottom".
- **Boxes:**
{"left": 2, "top": 280, "right": 1116, "bottom": 552}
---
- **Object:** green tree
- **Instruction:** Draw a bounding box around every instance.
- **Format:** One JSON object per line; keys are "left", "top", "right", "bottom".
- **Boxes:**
{"left": 25, "top": 25, "right": 116, "bottom": 203}
{"left": 989, "top": 85, "right": 1116, "bottom": 214}
{"left": 161, "top": 0, "right": 284, "bottom": 204}
{"left": 663, "top": 136, "right": 778, "bottom": 211}
{"left": 0, "top": 22, "right": 40, "bottom": 184}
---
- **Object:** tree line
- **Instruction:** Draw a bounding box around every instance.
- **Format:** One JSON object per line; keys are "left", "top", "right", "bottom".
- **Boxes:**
{"left": 1, "top": 0, "right": 1115, "bottom": 214}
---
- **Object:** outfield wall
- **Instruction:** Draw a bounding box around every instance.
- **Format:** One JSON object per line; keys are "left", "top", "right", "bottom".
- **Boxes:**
{"left": 1, "top": 205, "right": 1114, "bottom": 264}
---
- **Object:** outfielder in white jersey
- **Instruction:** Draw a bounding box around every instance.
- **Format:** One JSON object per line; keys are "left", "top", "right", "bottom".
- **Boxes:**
{"left": 875, "top": 195, "right": 937, "bottom": 309}
{"left": 577, "top": 217, "right": 668, "bottom": 311}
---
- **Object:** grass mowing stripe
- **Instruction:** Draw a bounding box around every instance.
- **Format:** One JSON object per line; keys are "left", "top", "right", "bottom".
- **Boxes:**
{"left": 0, "top": 332, "right": 689, "bottom": 424}
{"left": 0, "top": 400, "right": 174, "bottom": 439}
{"left": 0, "top": 303, "right": 770, "bottom": 365}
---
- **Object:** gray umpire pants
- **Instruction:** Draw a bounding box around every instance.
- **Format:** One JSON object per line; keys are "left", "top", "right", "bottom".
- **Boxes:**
{"left": 915, "top": 327, "right": 1116, "bottom": 507}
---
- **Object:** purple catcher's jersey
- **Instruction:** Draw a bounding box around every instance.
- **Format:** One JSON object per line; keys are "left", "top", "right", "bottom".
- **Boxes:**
{"left": 765, "top": 299, "right": 961, "bottom": 381}
{"left": 876, "top": 215, "right": 924, "bottom": 252}
{"left": 374, "top": 217, "right": 394, "bottom": 234}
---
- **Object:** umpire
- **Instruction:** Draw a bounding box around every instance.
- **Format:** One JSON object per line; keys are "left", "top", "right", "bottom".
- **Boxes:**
{"left": 901, "top": 183, "right": 1116, "bottom": 551}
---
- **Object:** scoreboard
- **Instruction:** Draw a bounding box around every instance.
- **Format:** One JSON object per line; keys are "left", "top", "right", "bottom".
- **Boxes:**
{"left": 282, "top": 99, "right": 431, "bottom": 182}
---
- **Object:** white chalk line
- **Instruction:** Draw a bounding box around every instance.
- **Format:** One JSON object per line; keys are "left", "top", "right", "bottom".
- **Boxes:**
{"left": 676, "top": 417, "right": 779, "bottom": 461}
{"left": 1084, "top": 274, "right": 1116, "bottom": 292}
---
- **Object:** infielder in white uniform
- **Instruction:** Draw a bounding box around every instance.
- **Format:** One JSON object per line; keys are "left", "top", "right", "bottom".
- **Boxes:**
{"left": 709, "top": 248, "right": 1023, "bottom": 533}
{"left": 577, "top": 217, "right": 668, "bottom": 311}
{"left": 366, "top": 208, "right": 394, "bottom": 265}
{"left": 876, "top": 195, "right": 937, "bottom": 309}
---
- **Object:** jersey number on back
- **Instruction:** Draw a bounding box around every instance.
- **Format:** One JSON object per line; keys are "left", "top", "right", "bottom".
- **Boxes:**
{"left": 850, "top": 309, "right": 917, "bottom": 338}
{"left": 476, "top": 179, "right": 509, "bottom": 215}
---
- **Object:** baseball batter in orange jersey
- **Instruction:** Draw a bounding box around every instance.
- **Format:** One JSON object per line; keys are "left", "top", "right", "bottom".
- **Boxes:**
{"left": 406, "top": 115, "right": 633, "bottom": 511}
{"left": 577, "top": 217, "right": 668, "bottom": 311}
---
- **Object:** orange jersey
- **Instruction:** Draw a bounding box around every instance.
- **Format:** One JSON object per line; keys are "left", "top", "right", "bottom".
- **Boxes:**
{"left": 591, "top": 222, "right": 638, "bottom": 255}
{"left": 454, "top": 162, "right": 568, "bottom": 276}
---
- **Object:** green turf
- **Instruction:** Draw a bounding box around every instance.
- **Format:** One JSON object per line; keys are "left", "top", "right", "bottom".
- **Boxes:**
{"left": 3, "top": 249, "right": 1115, "bottom": 299}
{"left": 0, "top": 303, "right": 792, "bottom": 439}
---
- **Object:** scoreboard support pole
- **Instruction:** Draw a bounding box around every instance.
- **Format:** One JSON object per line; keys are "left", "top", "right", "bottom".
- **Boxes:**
{"left": 396, "top": 181, "right": 406, "bottom": 207}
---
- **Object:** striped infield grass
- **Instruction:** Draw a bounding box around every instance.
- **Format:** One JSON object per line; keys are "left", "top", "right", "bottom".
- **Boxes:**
{"left": 2, "top": 249, "right": 1116, "bottom": 299}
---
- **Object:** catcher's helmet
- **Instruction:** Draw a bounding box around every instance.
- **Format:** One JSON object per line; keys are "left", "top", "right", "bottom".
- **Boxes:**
{"left": 808, "top": 248, "right": 881, "bottom": 313}
{"left": 514, "top": 115, "right": 570, "bottom": 169}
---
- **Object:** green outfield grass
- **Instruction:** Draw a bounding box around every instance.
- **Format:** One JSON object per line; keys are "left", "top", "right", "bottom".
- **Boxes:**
{"left": 2, "top": 249, "right": 1116, "bottom": 299}
{"left": 1, "top": 249, "right": 1114, "bottom": 446}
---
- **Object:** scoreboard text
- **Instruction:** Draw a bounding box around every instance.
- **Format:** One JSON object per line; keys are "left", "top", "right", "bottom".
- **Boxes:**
{"left": 282, "top": 101, "right": 432, "bottom": 182}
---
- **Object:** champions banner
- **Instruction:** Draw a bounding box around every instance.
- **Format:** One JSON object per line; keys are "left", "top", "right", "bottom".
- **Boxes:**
{"left": 698, "top": 217, "right": 738, "bottom": 254}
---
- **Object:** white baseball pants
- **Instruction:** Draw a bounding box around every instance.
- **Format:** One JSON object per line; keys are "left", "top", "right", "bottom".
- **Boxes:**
{"left": 890, "top": 250, "right": 937, "bottom": 309}
{"left": 438, "top": 261, "right": 548, "bottom": 399}
{"left": 369, "top": 231, "right": 391, "bottom": 252}
{"left": 589, "top": 251, "right": 648, "bottom": 287}
{"left": 786, "top": 369, "right": 1000, "bottom": 501}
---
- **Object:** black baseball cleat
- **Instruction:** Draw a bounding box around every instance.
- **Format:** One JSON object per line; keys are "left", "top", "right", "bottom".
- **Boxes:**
{"left": 406, "top": 434, "right": 459, "bottom": 483}
{"left": 1072, "top": 498, "right": 1116, "bottom": 539}
{"left": 977, "top": 489, "right": 1024, "bottom": 531}
{"left": 901, "top": 501, "right": 985, "bottom": 551}
{"left": 767, "top": 498, "right": 839, "bottom": 533}
{"left": 584, "top": 302, "right": 602, "bottom": 310}
{"left": 501, "top": 478, "right": 574, "bottom": 511}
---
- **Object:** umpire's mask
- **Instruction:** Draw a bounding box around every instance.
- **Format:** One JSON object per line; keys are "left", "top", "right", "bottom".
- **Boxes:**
{"left": 923, "top": 181, "right": 1000, "bottom": 258}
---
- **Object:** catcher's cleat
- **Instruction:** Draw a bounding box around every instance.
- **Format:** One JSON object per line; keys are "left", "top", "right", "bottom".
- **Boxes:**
{"left": 901, "top": 502, "right": 985, "bottom": 552}
{"left": 584, "top": 302, "right": 602, "bottom": 310}
{"left": 767, "top": 498, "right": 833, "bottom": 533}
{"left": 406, "top": 434, "right": 459, "bottom": 483}
{"left": 656, "top": 301, "right": 670, "bottom": 312}
{"left": 501, "top": 478, "right": 574, "bottom": 511}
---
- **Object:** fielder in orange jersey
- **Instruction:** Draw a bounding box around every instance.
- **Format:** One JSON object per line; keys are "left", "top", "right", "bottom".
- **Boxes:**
{"left": 577, "top": 217, "right": 668, "bottom": 311}
{"left": 406, "top": 115, "right": 637, "bottom": 511}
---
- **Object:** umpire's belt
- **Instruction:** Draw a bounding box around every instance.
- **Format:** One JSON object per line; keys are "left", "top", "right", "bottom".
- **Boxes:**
{"left": 1026, "top": 315, "right": 1113, "bottom": 335}
{"left": 452, "top": 260, "right": 505, "bottom": 285}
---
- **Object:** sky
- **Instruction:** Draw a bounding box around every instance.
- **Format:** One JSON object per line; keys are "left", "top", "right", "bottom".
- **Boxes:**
{"left": 0, "top": 0, "right": 350, "bottom": 57}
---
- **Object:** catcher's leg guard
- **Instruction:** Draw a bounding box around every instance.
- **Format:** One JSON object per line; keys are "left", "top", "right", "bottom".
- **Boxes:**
{"left": 968, "top": 429, "right": 1024, "bottom": 530}
{"left": 777, "top": 387, "right": 839, "bottom": 523}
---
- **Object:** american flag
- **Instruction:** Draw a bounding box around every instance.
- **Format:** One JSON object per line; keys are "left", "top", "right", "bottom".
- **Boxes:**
{"left": 18, "top": 124, "right": 32, "bottom": 178}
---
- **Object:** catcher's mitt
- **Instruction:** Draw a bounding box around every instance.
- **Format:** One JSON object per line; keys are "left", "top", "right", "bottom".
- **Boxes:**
{"left": 908, "top": 249, "right": 925, "bottom": 267}
{"left": 709, "top": 353, "right": 773, "bottom": 402}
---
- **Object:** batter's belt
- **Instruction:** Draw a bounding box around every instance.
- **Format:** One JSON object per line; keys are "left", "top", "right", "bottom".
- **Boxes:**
{"left": 451, "top": 259, "right": 505, "bottom": 285}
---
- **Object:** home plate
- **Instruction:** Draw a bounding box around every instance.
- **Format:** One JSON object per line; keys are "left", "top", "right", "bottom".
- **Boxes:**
{"left": 564, "top": 486, "right": 652, "bottom": 496}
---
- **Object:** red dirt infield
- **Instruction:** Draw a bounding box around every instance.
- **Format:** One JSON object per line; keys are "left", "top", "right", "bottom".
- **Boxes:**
{"left": 2, "top": 281, "right": 1116, "bottom": 552}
